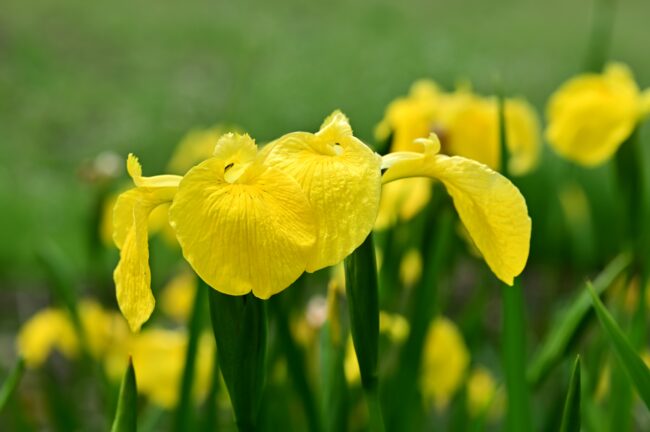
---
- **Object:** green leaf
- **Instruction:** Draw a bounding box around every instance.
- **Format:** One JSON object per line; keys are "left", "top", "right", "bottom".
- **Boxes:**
{"left": 527, "top": 252, "right": 631, "bottom": 386}
{"left": 111, "top": 358, "right": 138, "bottom": 432}
{"left": 344, "top": 232, "right": 379, "bottom": 391}
{"left": 0, "top": 358, "right": 25, "bottom": 413}
{"left": 344, "top": 232, "right": 384, "bottom": 432}
{"left": 559, "top": 356, "right": 581, "bottom": 432}
{"left": 502, "top": 279, "right": 532, "bottom": 432}
{"left": 173, "top": 279, "right": 207, "bottom": 432}
{"left": 588, "top": 282, "right": 650, "bottom": 409}
{"left": 208, "top": 290, "right": 267, "bottom": 432}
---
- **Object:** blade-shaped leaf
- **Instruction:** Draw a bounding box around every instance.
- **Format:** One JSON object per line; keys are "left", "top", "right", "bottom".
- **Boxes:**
{"left": 588, "top": 282, "right": 650, "bottom": 409}
{"left": 0, "top": 358, "right": 25, "bottom": 413}
{"left": 528, "top": 252, "right": 631, "bottom": 386}
{"left": 111, "top": 358, "right": 138, "bottom": 432}
{"left": 559, "top": 356, "right": 581, "bottom": 432}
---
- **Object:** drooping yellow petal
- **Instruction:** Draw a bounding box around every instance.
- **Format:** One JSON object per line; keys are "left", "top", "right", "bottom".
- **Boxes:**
{"left": 113, "top": 155, "right": 181, "bottom": 332}
{"left": 169, "top": 134, "right": 316, "bottom": 298}
{"left": 263, "top": 111, "right": 382, "bottom": 272}
{"left": 546, "top": 62, "right": 642, "bottom": 166}
{"left": 383, "top": 136, "right": 531, "bottom": 285}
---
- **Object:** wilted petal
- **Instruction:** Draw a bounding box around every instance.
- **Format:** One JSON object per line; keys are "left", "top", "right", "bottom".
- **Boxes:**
{"left": 264, "top": 111, "right": 382, "bottom": 271}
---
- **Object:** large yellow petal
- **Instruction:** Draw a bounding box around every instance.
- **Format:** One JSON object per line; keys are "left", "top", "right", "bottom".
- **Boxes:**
{"left": 113, "top": 155, "right": 180, "bottom": 332}
{"left": 169, "top": 144, "right": 317, "bottom": 298}
{"left": 383, "top": 136, "right": 531, "bottom": 285}
{"left": 263, "top": 111, "right": 382, "bottom": 272}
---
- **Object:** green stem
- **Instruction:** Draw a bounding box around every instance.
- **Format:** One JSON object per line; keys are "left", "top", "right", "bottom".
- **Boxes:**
{"left": 173, "top": 280, "right": 207, "bottom": 431}
{"left": 502, "top": 280, "right": 532, "bottom": 432}
{"left": 584, "top": 0, "right": 617, "bottom": 72}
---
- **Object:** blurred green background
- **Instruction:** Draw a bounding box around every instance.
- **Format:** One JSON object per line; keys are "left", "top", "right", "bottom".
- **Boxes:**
{"left": 2, "top": 0, "right": 649, "bottom": 283}
{"left": 2, "top": 0, "right": 650, "bottom": 430}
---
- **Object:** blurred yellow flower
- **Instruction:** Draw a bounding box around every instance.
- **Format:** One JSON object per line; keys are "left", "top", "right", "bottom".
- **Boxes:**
{"left": 344, "top": 311, "right": 410, "bottom": 385}
{"left": 377, "top": 80, "right": 541, "bottom": 176}
{"left": 110, "top": 330, "right": 214, "bottom": 409}
{"left": 167, "top": 127, "right": 229, "bottom": 175}
{"left": 379, "top": 311, "right": 410, "bottom": 343}
{"left": 17, "top": 308, "right": 79, "bottom": 368}
{"left": 399, "top": 248, "right": 423, "bottom": 287}
{"left": 17, "top": 300, "right": 129, "bottom": 368}
{"left": 375, "top": 80, "right": 443, "bottom": 152}
{"left": 420, "top": 317, "right": 469, "bottom": 409}
{"left": 114, "top": 112, "right": 530, "bottom": 330}
{"left": 546, "top": 63, "right": 650, "bottom": 166}
{"left": 374, "top": 178, "right": 433, "bottom": 230}
{"left": 160, "top": 270, "right": 198, "bottom": 322}
{"left": 467, "top": 366, "right": 504, "bottom": 419}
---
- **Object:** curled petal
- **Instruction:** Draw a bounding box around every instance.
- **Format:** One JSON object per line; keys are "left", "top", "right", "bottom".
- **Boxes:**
{"left": 113, "top": 155, "right": 179, "bottom": 331}
{"left": 127, "top": 154, "right": 183, "bottom": 188}
{"left": 169, "top": 157, "right": 316, "bottom": 298}
{"left": 383, "top": 138, "right": 531, "bottom": 285}
{"left": 264, "top": 111, "right": 382, "bottom": 271}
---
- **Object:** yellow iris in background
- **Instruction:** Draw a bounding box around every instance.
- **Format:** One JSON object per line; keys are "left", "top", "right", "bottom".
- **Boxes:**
{"left": 113, "top": 111, "right": 530, "bottom": 331}
{"left": 376, "top": 80, "right": 541, "bottom": 176}
{"left": 420, "top": 317, "right": 469, "bottom": 409}
{"left": 546, "top": 62, "right": 650, "bottom": 166}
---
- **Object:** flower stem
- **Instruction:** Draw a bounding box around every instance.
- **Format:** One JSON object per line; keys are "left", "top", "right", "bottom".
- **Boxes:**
{"left": 173, "top": 279, "right": 207, "bottom": 431}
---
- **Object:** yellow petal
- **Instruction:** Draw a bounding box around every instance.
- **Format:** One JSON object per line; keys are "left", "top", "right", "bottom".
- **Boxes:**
{"left": 169, "top": 138, "right": 317, "bottom": 298}
{"left": 17, "top": 308, "right": 79, "bottom": 368}
{"left": 113, "top": 155, "right": 180, "bottom": 331}
{"left": 127, "top": 153, "right": 183, "bottom": 188}
{"left": 160, "top": 269, "right": 197, "bottom": 322}
{"left": 264, "top": 111, "right": 382, "bottom": 272}
{"left": 505, "top": 98, "right": 541, "bottom": 176}
{"left": 443, "top": 93, "right": 500, "bottom": 171}
{"left": 127, "top": 329, "right": 214, "bottom": 408}
{"left": 420, "top": 317, "right": 470, "bottom": 409}
{"left": 546, "top": 62, "right": 641, "bottom": 166}
{"left": 383, "top": 136, "right": 531, "bottom": 285}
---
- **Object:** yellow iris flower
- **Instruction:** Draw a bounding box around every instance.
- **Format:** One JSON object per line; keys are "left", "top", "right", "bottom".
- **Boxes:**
{"left": 376, "top": 80, "right": 541, "bottom": 175}
{"left": 546, "top": 63, "right": 650, "bottom": 166}
{"left": 114, "top": 111, "right": 530, "bottom": 331}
